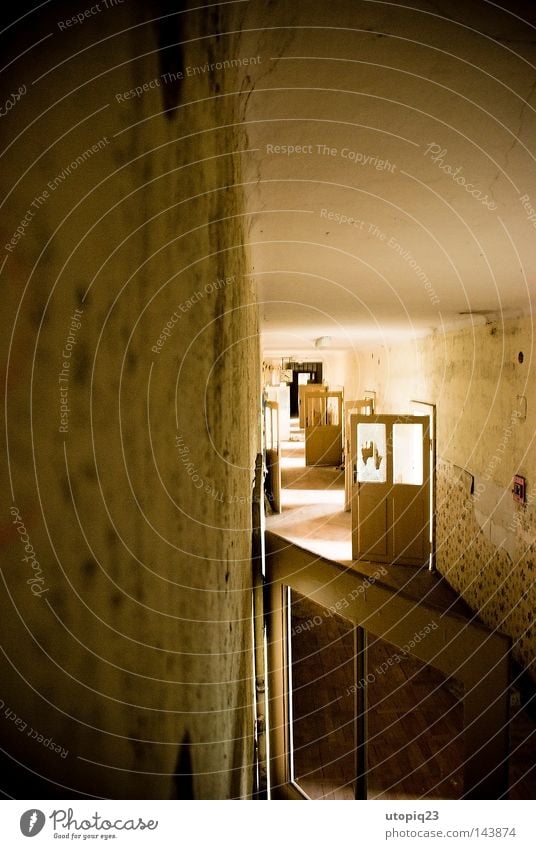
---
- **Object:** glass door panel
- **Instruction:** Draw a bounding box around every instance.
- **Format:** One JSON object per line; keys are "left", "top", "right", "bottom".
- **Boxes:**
{"left": 326, "top": 395, "right": 340, "bottom": 426}
{"left": 357, "top": 422, "right": 386, "bottom": 483}
{"left": 264, "top": 402, "right": 279, "bottom": 452}
{"left": 306, "top": 395, "right": 324, "bottom": 427}
{"left": 393, "top": 423, "right": 423, "bottom": 485}
{"left": 265, "top": 405, "right": 273, "bottom": 450}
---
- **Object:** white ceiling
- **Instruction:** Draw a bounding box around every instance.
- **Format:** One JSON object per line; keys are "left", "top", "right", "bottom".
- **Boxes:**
{"left": 238, "top": 0, "right": 536, "bottom": 353}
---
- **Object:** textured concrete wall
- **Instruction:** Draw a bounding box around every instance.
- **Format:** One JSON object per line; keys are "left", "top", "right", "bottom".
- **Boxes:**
{"left": 344, "top": 316, "right": 535, "bottom": 678}
{"left": 1, "top": 2, "right": 259, "bottom": 798}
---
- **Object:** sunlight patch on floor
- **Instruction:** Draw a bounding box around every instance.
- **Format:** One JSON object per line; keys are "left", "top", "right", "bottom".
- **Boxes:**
{"left": 280, "top": 454, "right": 305, "bottom": 469}
{"left": 283, "top": 536, "right": 352, "bottom": 561}
{"left": 281, "top": 488, "right": 345, "bottom": 507}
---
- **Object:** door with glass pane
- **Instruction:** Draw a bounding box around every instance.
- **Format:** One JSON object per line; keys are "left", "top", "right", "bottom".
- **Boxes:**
{"left": 350, "top": 415, "right": 430, "bottom": 566}
{"left": 344, "top": 399, "right": 374, "bottom": 511}
{"left": 265, "top": 400, "right": 281, "bottom": 513}
{"left": 304, "top": 391, "right": 343, "bottom": 466}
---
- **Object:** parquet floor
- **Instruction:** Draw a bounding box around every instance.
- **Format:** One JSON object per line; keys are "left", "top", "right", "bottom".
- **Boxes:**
{"left": 291, "top": 593, "right": 464, "bottom": 799}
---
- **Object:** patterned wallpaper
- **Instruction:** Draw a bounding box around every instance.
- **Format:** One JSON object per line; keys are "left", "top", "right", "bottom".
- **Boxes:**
{"left": 436, "top": 460, "right": 536, "bottom": 681}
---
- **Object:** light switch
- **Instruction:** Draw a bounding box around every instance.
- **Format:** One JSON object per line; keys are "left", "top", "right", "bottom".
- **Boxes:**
{"left": 513, "top": 475, "right": 526, "bottom": 503}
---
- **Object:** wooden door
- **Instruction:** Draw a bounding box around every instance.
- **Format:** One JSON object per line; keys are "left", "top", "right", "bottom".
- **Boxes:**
{"left": 264, "top": 401, "right": 281, "bottom": 513}
{"left": 266, "top": 384, "right": 291, "bottom": 441}
{"left": 299, "top": 384, "right": 326, "bottom": 428}
{"left": 351, "top": 415, "right": 431, "bottom": 566}
{"left": 304, "top": 391, "right": 343, "bottom": 466}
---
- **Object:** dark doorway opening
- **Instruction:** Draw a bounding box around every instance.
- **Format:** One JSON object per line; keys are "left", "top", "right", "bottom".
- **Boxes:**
{"left": 286, "top": 361, "right": 323, "bottom": 416}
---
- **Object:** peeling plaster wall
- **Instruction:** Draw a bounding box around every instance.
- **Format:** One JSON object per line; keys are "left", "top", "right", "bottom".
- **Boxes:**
{"left": 0, "top": 2, "right": 259, "bottom": 798}
{"left": 345, "top": 317, "right": 536, "bottom": 678}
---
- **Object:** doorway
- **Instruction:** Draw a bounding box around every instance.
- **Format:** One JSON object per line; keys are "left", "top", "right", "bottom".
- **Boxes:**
{"left": 266, "top": 413, "right": 349, "bottom": 560}
{"left": 286, "top": 361, "right": 323, "bottom": 417}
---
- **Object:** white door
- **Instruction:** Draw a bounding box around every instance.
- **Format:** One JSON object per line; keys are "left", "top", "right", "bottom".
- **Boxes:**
{"left": 351, "top": 415, "right": 431, "bottom": 566}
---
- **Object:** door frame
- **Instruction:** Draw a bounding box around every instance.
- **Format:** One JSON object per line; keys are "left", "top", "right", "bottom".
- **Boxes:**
{"left": 264, "top": 531, "right": 511, "bottom": 800}
{"left": 410, "top": 400, "right": 436, "bottom": 572}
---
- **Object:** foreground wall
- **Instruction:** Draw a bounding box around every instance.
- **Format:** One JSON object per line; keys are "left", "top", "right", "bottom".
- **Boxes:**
{"left": 345, "top": 316, "right": 535, "bottom": 679}
{"left": 0, "top": 2, "right": 259, "bottom": 798}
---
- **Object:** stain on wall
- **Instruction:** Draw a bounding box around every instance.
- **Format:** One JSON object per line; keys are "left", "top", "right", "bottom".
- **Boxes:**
{"left": 437, "top": 460, "right": 535, "bottom": 676}
{"left": 0, "top": 2, "right": 259, "bottom": 799}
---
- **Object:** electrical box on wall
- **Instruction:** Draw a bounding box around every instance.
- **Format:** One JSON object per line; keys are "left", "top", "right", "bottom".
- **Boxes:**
{"left": 513, "top": 475, "right": 526, "bottom": 504}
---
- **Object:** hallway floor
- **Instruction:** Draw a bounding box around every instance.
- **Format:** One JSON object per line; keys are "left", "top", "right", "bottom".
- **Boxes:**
{"left": 266, "top": 422, "right": 536, "bottom": 800}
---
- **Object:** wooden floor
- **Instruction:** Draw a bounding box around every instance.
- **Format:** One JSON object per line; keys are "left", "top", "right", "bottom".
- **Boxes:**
{"left": 268, "top": 422, "right": 536, "bottom": 800}
{"left": 291, "top": 593, "right": 465, "bottom": 799}
{"left": 291, "top": 593, "right": 356, "bottom": 799}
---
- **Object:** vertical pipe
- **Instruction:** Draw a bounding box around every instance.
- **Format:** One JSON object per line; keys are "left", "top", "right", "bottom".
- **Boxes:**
{"left": 354, "top": 626, "right": 368, "bottom": 799}
{"left": 252, "top": 453, "right": 268, "bottom": 799}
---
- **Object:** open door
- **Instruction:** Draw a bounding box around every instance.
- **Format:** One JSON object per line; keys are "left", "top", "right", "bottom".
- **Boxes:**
{"left": 350, "top": 414, "right": 431, "bottom": 566}
{"left": 304, "top": 391, "right": 343, "bottom": 466}
{"left": 266, "top": 383, "right": 291, "bottom": 441}
{"left": 264, "top": 400, "right": 281, "bottom": 513}
{"left": 298, "top": 383, "right": 326, "bottom": 428}
{"left": 344, "top": 399, "right": 374, "bottom": 511}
